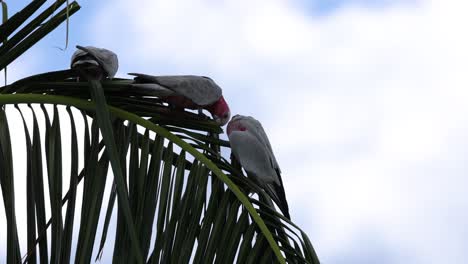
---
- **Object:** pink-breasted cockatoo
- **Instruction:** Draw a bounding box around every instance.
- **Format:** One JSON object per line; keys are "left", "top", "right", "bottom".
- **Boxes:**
{"left": 128, "top": 73, "right": 231, "bottom": 126}
{"left": 71, "top": 45, "right": 118, "bottom": 80}
{"left": 227, "top": 115, "right": 291, "bottom": 219}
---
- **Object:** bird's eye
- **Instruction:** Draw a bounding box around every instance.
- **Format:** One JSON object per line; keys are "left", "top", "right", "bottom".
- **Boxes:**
{"left": 223, "top": 113, "right": 229, "bottom": 118}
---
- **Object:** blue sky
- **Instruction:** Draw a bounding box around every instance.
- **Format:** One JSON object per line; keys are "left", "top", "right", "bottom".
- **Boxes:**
{"left": 299, "top": 0, "right": 412, "bottom": 14}
{"left": 1, "top": 0, "right": 468, "bottom": 263}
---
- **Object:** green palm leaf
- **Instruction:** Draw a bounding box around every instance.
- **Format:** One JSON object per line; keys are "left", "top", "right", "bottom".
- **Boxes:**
{"left": 0, "top": 88, "right": 319, "bottom": 264}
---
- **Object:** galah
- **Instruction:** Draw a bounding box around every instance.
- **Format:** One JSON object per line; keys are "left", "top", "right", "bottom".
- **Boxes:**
{"left": 227, "top": 115, "right": 290, "bottom": 219}
{"left": 128, "top": 73, "right": 231, "bottom": 126}
{"left": 71, "top": 45, "right": 118, "bottom": 80}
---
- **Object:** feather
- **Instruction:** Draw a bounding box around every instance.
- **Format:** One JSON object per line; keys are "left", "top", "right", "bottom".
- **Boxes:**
{"left": 128, "top": 73, "right": 222, "bottom": 106}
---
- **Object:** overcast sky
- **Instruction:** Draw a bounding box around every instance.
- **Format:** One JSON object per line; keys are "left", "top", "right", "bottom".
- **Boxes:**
{"left": 1, "top": 0, "right": 468, "bottom": 263}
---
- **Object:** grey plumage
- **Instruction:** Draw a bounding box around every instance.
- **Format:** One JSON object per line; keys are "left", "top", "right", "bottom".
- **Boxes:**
{"left": 71, "top": 45, "right": 118, "bottom": 78}
{"left": 129, "top": 73, "right": 222, "bottom": 106}
{"left": 129, "top": 83, "right": 177, "bottom": 97}
{"left": 228, "top": 115, "right": 290, "bottom": 219}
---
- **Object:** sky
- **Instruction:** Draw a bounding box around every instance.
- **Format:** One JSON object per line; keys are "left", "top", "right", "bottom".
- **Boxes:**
{"left": 1, "top": 0, "right": 468, "bottom": 263}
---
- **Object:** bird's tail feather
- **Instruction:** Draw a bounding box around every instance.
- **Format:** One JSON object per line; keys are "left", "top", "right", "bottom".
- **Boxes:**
{"left": 259, "top": 191, "right": 296, "bottom": 260}
{"left": 264, "top": 183, "right": 291, "bottom": 220}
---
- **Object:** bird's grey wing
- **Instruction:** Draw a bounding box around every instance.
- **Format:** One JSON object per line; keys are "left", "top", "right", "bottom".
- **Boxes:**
{"left": 264, "top": 180, "right": 290, "bottom": 219}
{"left": 130, "top": 83, "right": 176, "bottom": 97}
{"left": 129, "top": 73, "right": 180, "bottom": 96}
{"left": 246, "top": 117, "right": 282, "bottom": 173}
{"left": 152, "top": 76, "right": 222, "bottom": 106}
{"left": 229, "top": 131, "right": 280, "bottom": 185}
{"left": 76, "top": 46, "right": 119, "bottom": 78}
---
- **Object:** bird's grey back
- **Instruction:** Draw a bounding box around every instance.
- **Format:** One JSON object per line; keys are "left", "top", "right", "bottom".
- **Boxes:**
{"left": 129, "top": 73, "right": 222, "bottom": 106}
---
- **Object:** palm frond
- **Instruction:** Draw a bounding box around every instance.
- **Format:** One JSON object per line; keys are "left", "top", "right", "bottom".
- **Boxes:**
{"left": 0, "top": 0, "right": 80, "bottom": 71}
{"left": 0, "top": 75, "right": 319, "bottom": 263}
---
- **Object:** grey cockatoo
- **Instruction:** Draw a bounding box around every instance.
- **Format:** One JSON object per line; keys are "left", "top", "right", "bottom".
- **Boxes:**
{"left": 128, "top": 73, "right": 231, "bottom": 126}
{"left": 227, "top": 115, "right": 290, "bottom": 219}
{"left": 71, "top": 45, "right": 118, "bottom": 80}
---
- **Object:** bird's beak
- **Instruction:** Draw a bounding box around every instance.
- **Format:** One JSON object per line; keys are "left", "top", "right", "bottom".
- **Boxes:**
{"left": 214, "top": 116, "right": 224, "bottom": 126}
{"left": 214, "top": 114, "right": 230, "bottom": 126}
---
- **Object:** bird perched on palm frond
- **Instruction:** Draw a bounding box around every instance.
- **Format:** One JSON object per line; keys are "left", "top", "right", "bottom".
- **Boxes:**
{"left": 227, "top": 115, "right": 291, "bottom": 219}
{"left": 71, "top": 45, "right": 118, "bottom": 80}
{"left": 128, "top": 73, "right": 231, "bottom": 126}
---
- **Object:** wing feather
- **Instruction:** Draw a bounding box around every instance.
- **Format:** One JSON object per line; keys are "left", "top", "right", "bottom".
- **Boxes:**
{"left": 240, "top": 116, "right": 281, "bottom": 173}
{"left": 128, "top": 73, "right": 222, "bottom": 106}
{"left": 229, "top": 130, "right": 279, "bottom": 185}
{"left": 129, "top": 83, "right": 176, "bottom": 96}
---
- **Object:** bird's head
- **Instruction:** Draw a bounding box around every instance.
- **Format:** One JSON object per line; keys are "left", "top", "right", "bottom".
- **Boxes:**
{"left": 226, "top": 114, "right": 250, "bottom": 135}
{"left": 71, "top": 45, "right": 118, "bottom": 80}
{"left": 209, "top": 96, "right": 231, "bottom": 126}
